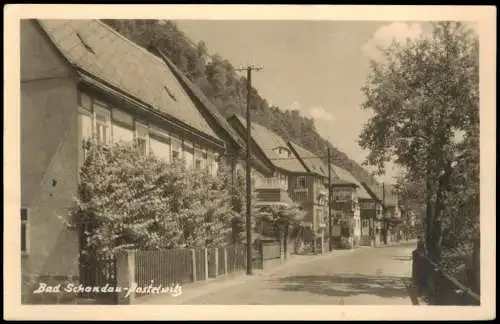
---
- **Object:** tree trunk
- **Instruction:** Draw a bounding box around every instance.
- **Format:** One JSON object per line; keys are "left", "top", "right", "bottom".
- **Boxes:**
{"left": 283, "top": 221, "right": 289, "bottom": 259}
{"left": 425, "top": 168, "right": 434, "bottom": 256}
{"left": 429, "top": 163, "right": 452, "bottom": 263}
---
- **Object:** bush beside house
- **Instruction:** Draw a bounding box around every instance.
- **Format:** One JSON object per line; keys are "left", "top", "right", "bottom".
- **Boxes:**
{"left": 70, "top": 139, "right": 239, "bottom": 262}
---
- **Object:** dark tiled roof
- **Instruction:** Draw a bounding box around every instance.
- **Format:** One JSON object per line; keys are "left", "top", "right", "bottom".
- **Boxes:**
{"left": 234, "top": 116, "right": 307, "bottom": 173}
{"left": 360, "top": 182, "right": 398, "bottom": 207}
{"left": 330, "top": 164, "right": 371, "bottom": 200}
{"left": 153, "top": 47, "right": 246, "bottom": 151}
{"left": 287, "top": 142, "right": 328, "bottom": 177}
{"left": 37, "top": 19, "right": 219, "bottom": 140}
{"left": 331, "top": 179, "right": 357, "bottom": 186}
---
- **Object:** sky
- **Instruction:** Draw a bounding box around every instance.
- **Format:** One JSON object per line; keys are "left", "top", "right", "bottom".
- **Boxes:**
{"left": 173, "top": 20, "right": 443, "bottom": 184}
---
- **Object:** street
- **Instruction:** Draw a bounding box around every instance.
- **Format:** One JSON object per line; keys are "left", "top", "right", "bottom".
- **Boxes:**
{"left": 174, "top": 241, "right": 418, "bottom": 305}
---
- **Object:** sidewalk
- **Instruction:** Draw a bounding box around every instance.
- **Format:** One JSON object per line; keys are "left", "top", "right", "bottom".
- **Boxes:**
{"left": 134, "top": 247, "right": 361, "bottom": 305}
{"left": 133, "top": 240, "right": 418, "bottom": 305}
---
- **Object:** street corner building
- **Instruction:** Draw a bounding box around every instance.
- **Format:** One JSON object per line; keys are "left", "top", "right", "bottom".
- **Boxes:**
{"left": 20, "top": 19, "right": 248, "bottom": 303}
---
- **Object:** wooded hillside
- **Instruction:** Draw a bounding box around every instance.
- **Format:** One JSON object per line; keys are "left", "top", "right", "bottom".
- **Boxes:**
{"left": 103, "top": 19, "right": 384, "bottom": 193}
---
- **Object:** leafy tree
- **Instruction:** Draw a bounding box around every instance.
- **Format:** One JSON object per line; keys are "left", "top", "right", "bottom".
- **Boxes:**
{"left": 359, "top": 22, "right": 479, "bottom": 263}
{"left": 222, "top": 164, "right": 258, "bottom": 244}
{"left": 71, "top": 139, "right": 237, "bottom": 260}
{"left": 256, "top": 203, "right": 305, "bottom": 255}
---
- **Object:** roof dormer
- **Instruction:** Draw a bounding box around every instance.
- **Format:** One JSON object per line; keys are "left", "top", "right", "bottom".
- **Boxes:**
{"left": 273, "top": 146, "right": 291, "bottom": 159}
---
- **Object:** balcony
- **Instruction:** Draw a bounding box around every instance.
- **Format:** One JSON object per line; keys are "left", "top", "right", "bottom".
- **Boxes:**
{"left": 254, "top": 177, "right": 293, "bottom": 207}
{"left": 254, "top": 177, "right": 287, "bottom": 191}
{"left": 255, "top": 188, "right": 294, "bottom": 208}
{"left": 333, "top": 193, "right": 355, "bottom": 202}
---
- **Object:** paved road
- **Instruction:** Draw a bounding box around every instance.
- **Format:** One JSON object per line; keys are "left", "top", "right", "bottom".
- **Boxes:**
{"left": 178, "top": 241, "right": 417, "bottom": 305}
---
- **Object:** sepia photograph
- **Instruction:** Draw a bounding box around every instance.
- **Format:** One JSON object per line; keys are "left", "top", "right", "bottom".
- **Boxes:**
{"left": 4, "top": 4, "right": 496, "bottom": 321}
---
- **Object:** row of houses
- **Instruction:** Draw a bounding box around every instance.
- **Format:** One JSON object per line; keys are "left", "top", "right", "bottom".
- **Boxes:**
{"left": 20, "top": 19, "right": 404, "bottom": 296}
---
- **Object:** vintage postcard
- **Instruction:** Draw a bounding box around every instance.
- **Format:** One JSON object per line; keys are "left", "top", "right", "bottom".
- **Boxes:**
{"left": 3, "top": 4, "right": 496, "bottom": 321}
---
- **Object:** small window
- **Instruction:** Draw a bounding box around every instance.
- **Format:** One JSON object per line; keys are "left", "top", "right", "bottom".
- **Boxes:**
{"left": 183, "top": 141, "right": 195, "bottom": 169}
{"left": 211, "top": 154, "right": 220, "bottom": 176}
{"left": 296, "top": 176, "right": 307, "bottom": 189}
{"left": 21, "top": 208, "right": 28, "bottom": 255}
{"left": 135, "top": 122, "right": 149, "bottom": 155}
{"left": 195, "top": 159, "right": 202, "bottom": 169}
{"left": 171, "top": 136, "right": 182, "bottom": 163}
{"left": 79, "top": 92, "right": 92, "bottom": 110}
{"left": 94, "top": 104, "right": 111, "bottom": 145}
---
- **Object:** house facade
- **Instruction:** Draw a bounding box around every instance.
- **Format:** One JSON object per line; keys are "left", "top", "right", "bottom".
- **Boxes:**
{"left": 358, "top": 198, "right": 383, "bottom": 245}
{"left": 287, "top": 142, "right": 329, "bottom": 254}
{"left": 227, "top": 116, "right": 328, "bottom": 252}
{"left": 329, "top": 165, "right": 358, "bottom": 248}
{"left": 20, "top": 19, "right": 246, "bottom": 301}
{"left": 358, "top": 182, "right": 402, "bottom": 245}
{"left": 383, "top": 194, "right": 403, "bottom": 243}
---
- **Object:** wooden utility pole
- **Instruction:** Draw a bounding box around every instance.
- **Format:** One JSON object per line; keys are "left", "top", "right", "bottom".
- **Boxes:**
{"left": 382, "top": 182, "right": 387, "bottom": 245}
{"left": 327, "top": 148, "right": 332, "bottom": 252}
{"left": 236, "top": 65, "right": 262, "bottom": 276}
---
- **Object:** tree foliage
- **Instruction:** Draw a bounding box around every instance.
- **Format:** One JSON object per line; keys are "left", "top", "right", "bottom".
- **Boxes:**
{"left": 219, "top": 164, "right": 259, "bottom": 244}
{"left": 71, "top": 139, "right": 236, "bottom": 260}
{"left": 359, "top": 22, "right": 479, "bottom": 263}
{"left": 257, "top": 203, "right": 305, "bottom": 241}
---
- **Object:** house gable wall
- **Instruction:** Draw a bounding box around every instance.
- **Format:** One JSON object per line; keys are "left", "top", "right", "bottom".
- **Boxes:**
{"left": 21, "top": 20, "right": 80, "bottom": 299}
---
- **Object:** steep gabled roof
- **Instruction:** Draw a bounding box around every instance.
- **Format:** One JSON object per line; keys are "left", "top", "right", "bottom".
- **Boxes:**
{"left": 231, "top": 116, "right": 307, "bottom": 174}
{"left": 360, "top": 182, "right": 399, "bottom": 207}
{"left": 37, "top": 19, "right": 221, "bottom": 142}
{"left": 288, "top": 142, "right": 328, "bottom": 178}
{"left": 360, "top": 182, "right": 382, "bottom": 203}
{"left": 151, "top": 46, "right": 246, "bottom": 152}
{"left": 330, "top": 164, "right": 371, "bottom": 199}
{"left": 226, "top": 115, "right": 274, "bottom": 176}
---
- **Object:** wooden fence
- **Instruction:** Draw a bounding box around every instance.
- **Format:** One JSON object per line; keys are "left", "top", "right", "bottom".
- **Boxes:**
{"left": 134, "top": 249, "right": 193, "bottom": 287}
{"left": 81, "top": 241, "right": 289, "bottom": 304}
{"left": 79, "top": 253, "right": 118, "bottom": 304}
{"left": 251, "top": 241, "right": 283, "bottom": 270}
{"left": 261, "top": 242, "right": 282, "bottom": 260}
{"left": 115, "top": 244, "right": 247, "bottom": 303}
{"left": 411, "top": 239, "right": 480, "bottom": 305}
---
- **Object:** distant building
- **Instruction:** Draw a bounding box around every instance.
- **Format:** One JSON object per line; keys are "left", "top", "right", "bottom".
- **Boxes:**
{"left": 227, "top": 116, "right": 315, "bottom": 248}
{"left": 21, "top": 19, "right": 246, "bottom": 302}
{"left": 359, "top": 182, "right": 402, "bottom": 245}
{"left": 328, "top": 165, "right": 372, "bottom": 248}
{"left": 287, "top": 142, "right": 330, "bottom": 253}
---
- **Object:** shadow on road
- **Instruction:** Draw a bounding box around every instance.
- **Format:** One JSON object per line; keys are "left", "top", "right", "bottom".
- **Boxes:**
{"left": 274, "top": 273, "right": 412, "bottom": 299}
